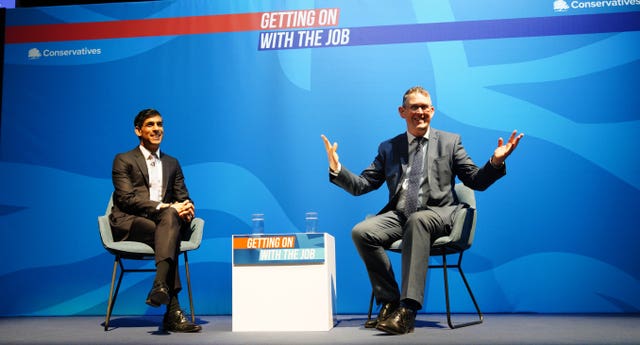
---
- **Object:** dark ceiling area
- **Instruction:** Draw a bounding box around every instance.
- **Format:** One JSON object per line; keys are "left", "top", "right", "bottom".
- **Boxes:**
{"left": 15, "top": 0, "right": 156, "bottom": 7}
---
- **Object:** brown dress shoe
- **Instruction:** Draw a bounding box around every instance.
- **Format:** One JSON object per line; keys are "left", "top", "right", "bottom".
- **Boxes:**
{"left": 145, "top": 281, "right": 170, "bottom": 307}
{"left": 376, "top": 306, "right": 416, "bottom": 335}
{"left": 163, "top": 309, "right": 202, "bottom": 333}
{"left": 365, "top": 301, "right": 399, "bottom": 328}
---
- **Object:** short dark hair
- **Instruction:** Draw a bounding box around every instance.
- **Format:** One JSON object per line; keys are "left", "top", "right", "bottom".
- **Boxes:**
{"left": 402, "top": 86, "right": 431, "bottom": 107}
{"left": 134, "top": 108, "right": 161, "bottom": 129}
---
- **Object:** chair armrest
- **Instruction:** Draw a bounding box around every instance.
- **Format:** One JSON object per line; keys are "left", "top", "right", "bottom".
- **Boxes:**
{"left": 180, "top": 217, "right": 204, "bottom": 251}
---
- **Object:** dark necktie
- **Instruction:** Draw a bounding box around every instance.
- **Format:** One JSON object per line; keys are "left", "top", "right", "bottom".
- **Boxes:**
{"left": 404, "top": 137, "right": 424, "bottom": 217}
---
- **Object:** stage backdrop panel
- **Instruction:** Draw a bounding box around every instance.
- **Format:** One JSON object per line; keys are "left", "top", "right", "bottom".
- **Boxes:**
{"left": 1, "top": 0, "right": 639, "bottom": 316}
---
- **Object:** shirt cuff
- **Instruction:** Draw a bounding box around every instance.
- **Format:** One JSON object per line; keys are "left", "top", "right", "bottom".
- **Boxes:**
{"left": 489, "top": 156, "right": 505, "bottom": 169}
{"left": 329, "top": 163, "right": 342, "bottom": 176}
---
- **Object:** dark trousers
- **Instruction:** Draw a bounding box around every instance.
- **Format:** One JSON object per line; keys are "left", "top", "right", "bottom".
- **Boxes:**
{"left": 127, "top": 208, "right": 185, "bottom": 292}
{"left": 351, "top": 209, "right": 449, "bottom": 308}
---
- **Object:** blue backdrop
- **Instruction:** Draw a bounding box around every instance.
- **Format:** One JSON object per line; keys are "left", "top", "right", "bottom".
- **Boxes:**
{"left": 1, "top": 0, "right": 639, "bottom": 316}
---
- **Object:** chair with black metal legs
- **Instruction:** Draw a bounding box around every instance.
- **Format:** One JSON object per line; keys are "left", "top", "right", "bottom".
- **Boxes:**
{"left": 366, "top": 183, "right": 483, "bottom": 329}
{"left": 97, "top": 194, "right": 204, "bottom": 331}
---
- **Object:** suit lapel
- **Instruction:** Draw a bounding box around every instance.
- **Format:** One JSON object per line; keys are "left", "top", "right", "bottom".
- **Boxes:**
{"left": 132, "top": 148, "right": 150, "bottom": 186}
{"left": 425, "top": 129, "right": 439, "bottom": 192}
{"left": 395, "top": 133, "right": 410, "bottom": 195}
{"left": 160, "top": 153, "right": 171, "bottom": 199}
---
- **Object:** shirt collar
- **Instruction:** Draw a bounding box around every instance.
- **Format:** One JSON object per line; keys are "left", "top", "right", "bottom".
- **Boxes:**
{"left": 139, "top": 145, "right": 160, "bottom": 159}
{"left": 406, "top": 127, "right": 430, "bottom": 145}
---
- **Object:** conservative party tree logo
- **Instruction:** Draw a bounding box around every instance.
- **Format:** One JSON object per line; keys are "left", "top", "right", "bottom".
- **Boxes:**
{"left": 554, "top": 0, "right": 570, "bottom": 11}
{"left": 28, "top": 48, "right": 41, "bottom": 60}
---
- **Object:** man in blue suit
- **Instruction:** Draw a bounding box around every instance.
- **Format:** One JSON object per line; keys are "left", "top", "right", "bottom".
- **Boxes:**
{"left": 321, "top": 86, "right": 523, "bottom": 335}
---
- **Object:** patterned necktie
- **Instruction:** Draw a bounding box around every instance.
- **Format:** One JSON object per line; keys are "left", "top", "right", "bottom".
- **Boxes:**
{"left": 148, "top": 153, "right": 162, "bottom": 202}
{"left": 148, "top": 153, "right": 157, "bottom": 167}
{"left": 404, "top": 137, "right": 424, "bottom": 217}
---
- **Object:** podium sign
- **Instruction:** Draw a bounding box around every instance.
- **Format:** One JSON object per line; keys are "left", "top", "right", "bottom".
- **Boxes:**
{"left": 233, "top": 233, "right": 327, "bottom": 265}
{"left": 232, "top": 233, "right": 336, "bottom": 332}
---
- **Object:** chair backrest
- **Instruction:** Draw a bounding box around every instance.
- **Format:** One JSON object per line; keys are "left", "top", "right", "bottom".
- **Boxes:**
{"left": 98, "top": 193, "right": 115, "bottom": 250}
{"left": 446, "top": 183, "right": 478, "bottom": 251}
{"left": 454, "top": 182, "right": 476, "bottom": 209}
{"left": 104, "top": 193, "right": 114, "bottom": 215}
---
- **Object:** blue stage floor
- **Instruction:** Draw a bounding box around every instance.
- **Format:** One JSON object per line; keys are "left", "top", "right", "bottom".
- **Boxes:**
{"left": 1, "top": 314, "right": 639, "bottom": 345}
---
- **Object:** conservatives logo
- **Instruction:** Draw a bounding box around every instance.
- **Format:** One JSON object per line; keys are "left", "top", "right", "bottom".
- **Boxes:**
{"left": 554, "top": 0, "right": 570, "bottom": 11}
{"left": 555, "top": 0, "right": 640, "bottom": 12}
{"left": 28, "top": 48, "right": 42, "bottom": 60}
{"left": 26, "top": 46, "right": 102, "bottom": 60}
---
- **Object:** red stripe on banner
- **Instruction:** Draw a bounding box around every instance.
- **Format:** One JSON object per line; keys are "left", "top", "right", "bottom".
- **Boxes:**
{"left": 6, "top": 13, "right": 264, "bottom": 43}
{"left": 6, "top": 9, "right": 340, "bottom": 44}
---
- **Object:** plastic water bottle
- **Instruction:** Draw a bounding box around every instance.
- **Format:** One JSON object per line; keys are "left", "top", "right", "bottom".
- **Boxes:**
{"left": 305, "top": 212, "right": 318, "bottom": 233}
{"left": 251, "top": 213, "right": 264, "bottom": 234}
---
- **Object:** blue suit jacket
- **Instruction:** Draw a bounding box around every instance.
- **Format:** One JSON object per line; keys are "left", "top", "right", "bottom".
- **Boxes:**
{"left": 330, "top": 128, "right": 505, "bottom": 225}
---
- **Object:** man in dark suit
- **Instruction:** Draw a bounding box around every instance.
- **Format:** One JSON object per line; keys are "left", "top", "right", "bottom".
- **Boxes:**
{"left": 321, "top": 86, "right": 523, "bottom": 335}
{"left": 110, "top": 108, "right": 201, "bottom": 333}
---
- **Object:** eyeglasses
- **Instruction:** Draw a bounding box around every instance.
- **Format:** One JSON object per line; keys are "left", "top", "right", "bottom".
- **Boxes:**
{"left": 405, "top": 104, "right": 433, "bottom": 112}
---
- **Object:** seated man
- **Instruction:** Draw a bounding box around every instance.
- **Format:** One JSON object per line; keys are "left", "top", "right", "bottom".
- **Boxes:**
{"left": 109, "top": 108, "right": 201, "bottom": 333}
{"left": 322, "top": 86, "right": 523, "bottom": 335}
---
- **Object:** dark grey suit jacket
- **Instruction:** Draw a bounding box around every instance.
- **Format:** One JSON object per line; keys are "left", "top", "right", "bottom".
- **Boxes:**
{"left": 109, "top": 146, "right": 190, "bottom": 241}
{"left": 330, "top": 128, "right": 505, "bottom": 225}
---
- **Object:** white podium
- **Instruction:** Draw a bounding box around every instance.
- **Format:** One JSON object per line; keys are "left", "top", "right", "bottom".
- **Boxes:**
{"left": 232, "top": 233, "right": 336, "bottom": 332}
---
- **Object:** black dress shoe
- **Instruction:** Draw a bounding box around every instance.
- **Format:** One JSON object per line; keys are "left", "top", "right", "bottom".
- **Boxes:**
{"left": 376, "top": 306, "right": 416, "bottom": 335}
{"left": 163, "top": 309, "right": 202, "bottom": 333}
{"left": 145, "top": 281, "right": 170, "bottom": 307}
{"left": 365, "top": 301, "right": 399, "bottom": 328}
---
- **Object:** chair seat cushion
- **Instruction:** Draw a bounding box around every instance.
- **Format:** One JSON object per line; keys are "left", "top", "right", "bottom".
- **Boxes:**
{"left": 106, "top": 241, "right": 154, "bottom": 254}
{"left": 388, "top": 236, "right": 454, "bottom": 253}
{"left": 106, "top": 240, "right": 200, "bottom": 255}
{"left": 433, "top": 236, "right": 453, "bottom": 247}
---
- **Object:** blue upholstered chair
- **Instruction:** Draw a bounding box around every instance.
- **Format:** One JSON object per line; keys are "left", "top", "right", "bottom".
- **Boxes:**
{"left": 97, "top": 194, "right": 204, "bottom": 331}
{"left": 366, "top": 183, "right": 483, "bottom": 329}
